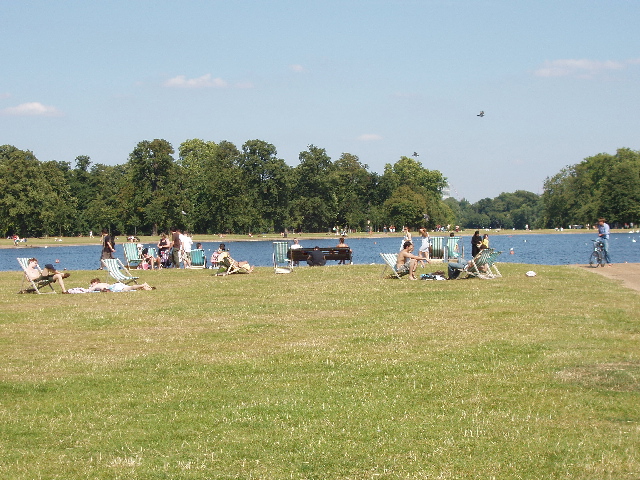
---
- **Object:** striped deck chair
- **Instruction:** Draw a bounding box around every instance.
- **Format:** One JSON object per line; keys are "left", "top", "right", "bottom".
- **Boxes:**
{"left": 380, "top": 253, "right": 409, "bottom": 279}
{"left": 444, "top": 236, "right": 462, "bottom": 262}
{"left": 466, "top": 249, "right": 502, "bottom": 279}
{"left": 122, "top": 242, "right": 143, "bottom": 269}
{"left": 17, "top": 257, "right": 56, "bottom": 294}
{"left": 273, "top": 241, "right": 293, "bottom": 274}
{"left": 101, "top": 258, "right": 139, "bottom": 285}
{"left": 189, "top": 249, "right": 206, "bottom": 269}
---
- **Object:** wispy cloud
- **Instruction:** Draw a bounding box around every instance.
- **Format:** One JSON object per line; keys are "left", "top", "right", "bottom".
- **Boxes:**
{"left": 290, "top": 64, "right": 306, "bottom": 73}
{"left": 164, "top": 74, "right": 228, "bottom": 88}
{"left": 534, "top": 58, "right": 638, "bottom": 78}
{"left": 0, "top": 93, "right": 11, "bottom": 100}
{"left": 357, "top": 134, "right": 382, "bottom": 141}
{"left": 1, "top": 102, "right": 61, "bottom": 116}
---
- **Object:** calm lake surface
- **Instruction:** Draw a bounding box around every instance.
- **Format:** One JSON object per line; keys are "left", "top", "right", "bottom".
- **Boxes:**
{"left": 3, "top": 232, "right": 639, "bottom": 272}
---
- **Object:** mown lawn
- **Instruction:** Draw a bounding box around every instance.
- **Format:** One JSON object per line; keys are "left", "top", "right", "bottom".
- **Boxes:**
{"left": 1, "top": 263, "right": 638, "bottom": 479}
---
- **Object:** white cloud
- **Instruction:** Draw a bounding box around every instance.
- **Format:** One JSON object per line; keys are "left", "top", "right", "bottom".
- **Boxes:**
{"left": 164, "top": 74, "right": 228, "bottom": 88}
{"left": 357, "top": 134, "right": 382, "bottom": 141}
{"left": 290, "top": 64, "right": 305, "bottom": 73}
{"left": 0, "top": 92, "right": 11, "bottom": 100}
{"left": 534, "top": 58, "right": 630, "bottom": 78}
{"left": 2, "top": 102, "right": 61, "bottom": 116}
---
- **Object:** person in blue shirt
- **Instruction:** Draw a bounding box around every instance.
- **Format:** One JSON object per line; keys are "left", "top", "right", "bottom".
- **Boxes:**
{"left": 597, "top": 218, "right": 612, "bottom": 266}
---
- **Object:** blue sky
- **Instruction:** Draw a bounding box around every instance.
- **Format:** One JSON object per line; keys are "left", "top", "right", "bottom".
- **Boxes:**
{"left": 2, "top": 0, "right": 638, "bottom": 202}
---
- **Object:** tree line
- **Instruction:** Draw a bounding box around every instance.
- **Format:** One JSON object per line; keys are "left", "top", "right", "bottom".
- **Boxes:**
{"left": 1, "top": 141, "right": 637, "bottom": 238}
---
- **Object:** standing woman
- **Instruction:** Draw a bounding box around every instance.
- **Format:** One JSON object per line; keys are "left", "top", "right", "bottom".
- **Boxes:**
{"left": 471, "top": 230, "right": 482, "bottom": 258}
{"left": 417, "top": 228, "right": 431, "bottom": 266}
{"left": 400, "top": 226, "right": 412, "bottom": 251}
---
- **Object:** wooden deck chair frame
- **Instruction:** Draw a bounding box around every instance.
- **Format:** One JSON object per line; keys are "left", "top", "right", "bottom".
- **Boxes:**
{"left": 188, "top": 249, "right": 206, "bottom": 269}
{"left": 273, "top": 241, "right": 293, "bottom": 274}
{"left": 17, "top": 257, "right": 56, "bottom": 294}
{"left": 465, "top": 249, "right": 502, "bottom": 279}
{"left": 380, "top": 253, "right": 408, "bottom": 279}
{"left": 122, "top": 242, "right": 143, "bottom": 269}
{"left": 101, "top": 258, "right": 140, "bottom": 285}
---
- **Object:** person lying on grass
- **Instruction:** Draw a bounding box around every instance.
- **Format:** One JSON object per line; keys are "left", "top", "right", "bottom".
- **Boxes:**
{"left": 88, "top": 278, "right": 155, "bottom": 292}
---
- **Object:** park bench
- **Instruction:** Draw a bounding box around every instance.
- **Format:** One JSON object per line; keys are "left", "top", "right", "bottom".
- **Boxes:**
{"left": 289, "top": 247, "right": 352, "bottom": 264}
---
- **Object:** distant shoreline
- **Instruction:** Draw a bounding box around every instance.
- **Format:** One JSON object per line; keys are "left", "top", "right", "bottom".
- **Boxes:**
{"left": 2, "top": 228, "right": 635, "bottom": 250}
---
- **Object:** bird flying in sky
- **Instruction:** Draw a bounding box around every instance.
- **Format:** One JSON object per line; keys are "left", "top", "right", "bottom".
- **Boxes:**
{"left": 477, "top": 111, "right": 484, "bottom": 117}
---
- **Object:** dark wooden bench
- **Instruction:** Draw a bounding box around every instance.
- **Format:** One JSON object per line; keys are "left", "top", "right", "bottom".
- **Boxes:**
{"left": 289, "top": 247, "right": 352, "bottom": 264}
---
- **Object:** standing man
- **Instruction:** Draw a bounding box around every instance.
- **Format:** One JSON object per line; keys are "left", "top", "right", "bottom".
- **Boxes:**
{"left": 170, "top": 227, "right": 182, "bottom": 268}
{"left": 100, "top": 228, "right": 115, "bottom": 268}
{"left": 597, "top": 218, "right": 612, "bottom": 266}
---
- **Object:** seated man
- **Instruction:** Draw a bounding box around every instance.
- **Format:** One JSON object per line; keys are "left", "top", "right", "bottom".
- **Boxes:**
{"left": 88, "top": 278, "right": 155, "bottom": 292}
{"left": 289, "top": 238, "right": 303, "bottom": 266}
{"left": 25, "top": 258, "right": 70, "bottom": 293}
{"left": 335, "top": 237, "right": 352, "bottom": 264}
{"left": 307, "top": 246, "right": 326, "bottom": 266}
{"left": 396, "top": 241, "right": 422, "bottom": 280}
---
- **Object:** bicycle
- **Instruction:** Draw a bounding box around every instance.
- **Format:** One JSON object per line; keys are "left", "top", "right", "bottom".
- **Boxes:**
{"left": 589, "top": 239, "right": 606, "bottom": 267}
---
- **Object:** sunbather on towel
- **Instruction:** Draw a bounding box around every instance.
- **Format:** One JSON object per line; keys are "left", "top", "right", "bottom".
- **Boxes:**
{"left": 25, "top": 258, "right": 70, "bottom": 293}
{"left": 88, "top": 278, "right": 155, "bottom": 292}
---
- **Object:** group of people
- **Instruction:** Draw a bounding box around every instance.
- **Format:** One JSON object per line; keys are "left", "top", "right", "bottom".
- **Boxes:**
{"left": 23, "top": 257, "right": 155, "bottom": 294}
{"left": 289, "top": 237, "right": 353, "bottom": 267}
{"left": 395, "top": 228, "right": 488, "bottom": 280}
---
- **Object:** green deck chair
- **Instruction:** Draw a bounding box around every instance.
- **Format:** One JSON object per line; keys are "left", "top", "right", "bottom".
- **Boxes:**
{"left": 122, "top": 242, "right": 143, "bottom": 269}
{"left": 273, "top": 241, "right": 293, "bottom": 274}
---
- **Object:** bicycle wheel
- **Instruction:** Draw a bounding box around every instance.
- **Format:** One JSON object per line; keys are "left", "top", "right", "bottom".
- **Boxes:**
{"left": 598, "top": 250, "right": 606, "bottom": 267}
{"left": 589, "top": 251, "right": 600, "bottom": 267}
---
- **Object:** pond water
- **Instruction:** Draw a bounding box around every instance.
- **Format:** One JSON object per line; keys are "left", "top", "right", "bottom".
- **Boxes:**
{"left": 3, "top": 232, "right": 640, "bottom": 272}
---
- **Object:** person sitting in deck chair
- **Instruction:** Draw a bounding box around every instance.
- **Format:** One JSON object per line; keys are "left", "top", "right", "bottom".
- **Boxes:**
{"left": 216, "top": 246, "right": 254, "bottom": 275}
{"left": 25, "top": 258, "right": 71, "bottom": 293}
{"left": 447, "top": 246, "right": 489, "bottom": 279}
{"left": 396, "top": 241, "right": 422, "bottom": 280}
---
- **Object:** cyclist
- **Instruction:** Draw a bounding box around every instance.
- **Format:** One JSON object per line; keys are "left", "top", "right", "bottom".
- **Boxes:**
{"left": 597, "top": 218, "right": 612, "bottom": 266}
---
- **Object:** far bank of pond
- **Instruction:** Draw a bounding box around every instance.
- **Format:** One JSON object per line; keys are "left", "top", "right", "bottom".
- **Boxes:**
{"left": 3, "top": 232, "right": 639, "bottom": 272}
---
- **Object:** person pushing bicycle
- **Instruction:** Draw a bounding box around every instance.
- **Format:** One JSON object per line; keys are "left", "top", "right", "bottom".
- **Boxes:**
{"left": 597, "top": 218, "right": 612, "bottom": 266}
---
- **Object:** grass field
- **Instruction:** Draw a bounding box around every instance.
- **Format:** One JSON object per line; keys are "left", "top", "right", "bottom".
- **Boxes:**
{"left": 1, "top": 263, "right": 639, "bottom": 479}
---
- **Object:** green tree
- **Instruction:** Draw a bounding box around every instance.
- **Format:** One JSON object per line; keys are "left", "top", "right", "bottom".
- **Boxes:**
{"left": 240, "top": 140, "right": 292, "bottom": 233}
{"left": 0, "top": 146, "right": 53, "bottom": 237}
{"left": 330, "top": 153, "right": 372, "bottom": 230}
{"left": 125, "top": 139, "right": 180, "bottom": 235}
{"left": 291, "top": 145, "right": 336, "bottom": 232}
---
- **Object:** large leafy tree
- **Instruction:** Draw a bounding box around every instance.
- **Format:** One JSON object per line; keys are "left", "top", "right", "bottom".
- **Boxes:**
{"left": 239, "top": 140, "right": 292, "bottom": 233}
{"left": 0, "top": 145, "right": 62, "bottom": 237}
{"left": 330, "top": 153, "right": 372, "bottom": 230}
{"left": 541, "top": 148, "right": 640, "bottom": 227}
{"left": 380, "top": 156, "right": 450, "bottom": 229}
{"left": 291, "top": 145, "right": 336, "bottom": 232}
{"left": 125, "top": 139, "right": 181, "bottom": 235}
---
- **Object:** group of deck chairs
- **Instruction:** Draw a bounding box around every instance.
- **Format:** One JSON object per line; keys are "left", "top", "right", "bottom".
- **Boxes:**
{"left": 380, "top": 248, "right": 502, "bottom": 280}
{"left": 17, "top": 256, "right": 141, "bottom": 294}
{"left": 122, "top": 242, "right": 206, "bottom": 270}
